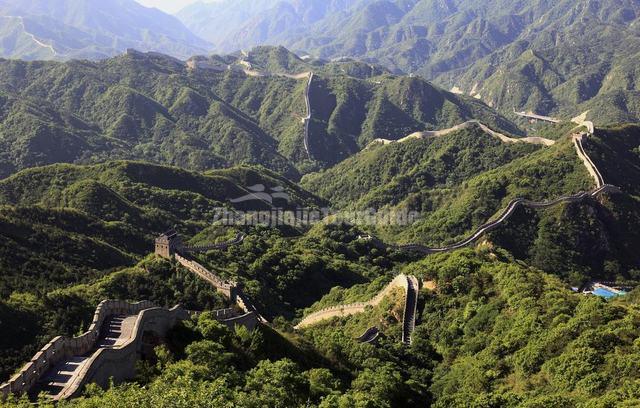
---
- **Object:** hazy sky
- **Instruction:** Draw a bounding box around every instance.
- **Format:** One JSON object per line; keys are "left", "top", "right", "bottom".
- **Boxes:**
{"left": 136, "top": 0, "right": 205, "bottom": 14}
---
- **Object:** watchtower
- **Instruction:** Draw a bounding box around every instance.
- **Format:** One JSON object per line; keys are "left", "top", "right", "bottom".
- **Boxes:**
{"left": 155, "top": 229, "right": 182, "bottom": 258}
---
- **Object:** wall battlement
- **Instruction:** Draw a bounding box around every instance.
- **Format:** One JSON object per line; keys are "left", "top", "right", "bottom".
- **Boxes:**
{"left": 0, "top": 300, "right": 158, "bottom": 399}
{"left": 295, "top": 274, "right": 411, "bottom": 329}
{"left": 1, "top": 300, "right": 258, "bottom": 401}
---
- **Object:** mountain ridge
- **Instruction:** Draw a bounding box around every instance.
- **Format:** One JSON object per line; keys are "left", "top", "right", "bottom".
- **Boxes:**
{"left": 0, "top": 46, "right": 521, "bottom": 179}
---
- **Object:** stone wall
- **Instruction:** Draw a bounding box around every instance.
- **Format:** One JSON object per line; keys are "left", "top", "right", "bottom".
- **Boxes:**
{"left": 175, "top": 254, "right": 235, "bottom": 299}
{"left": 175, "top": 253, "right": 268, "bottom": 324}
{"left": 295, "top": 274, "right": 409, "bottom": 329}
{"left": 0, "top": 301, "right": 261, "bottom": 401}
{"left": 401, "top": 276, "right": 420, "bottom": 345}
{"left": 573, "top": 134, "right": 604, "bottom": 188}
{"left": 0, "top": 300, "right": 155, "bottom": 399}
{"left": 59, "top": 305, "right": 190, "bottom": 400}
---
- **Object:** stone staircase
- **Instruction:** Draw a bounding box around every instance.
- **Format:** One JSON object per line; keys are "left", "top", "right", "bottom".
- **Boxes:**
{"left": 402, "top": 276, "right": 419, "bottom": 345}
{"left": 31, "top": 314, "right": 137, "bottom": 399}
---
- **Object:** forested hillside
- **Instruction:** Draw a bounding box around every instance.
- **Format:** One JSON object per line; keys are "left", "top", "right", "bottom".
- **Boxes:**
{"left": 303, "top": 123, "right": 640, "bottom": 285}
{"left": 1, "top": 122, "right": 640, "bottom": 406}
{"left": 2, "top": 3, "right": 640, "bottom": 404}
{"left": 0, "top": 160, "right": 323, "bottom": 296}
{"left": 0, "top": 46, "right": 518, "bottom": 179}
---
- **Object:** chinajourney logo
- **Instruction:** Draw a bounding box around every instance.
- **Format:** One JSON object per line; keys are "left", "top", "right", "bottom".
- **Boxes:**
{"left": 230, "top": 184, "right": 290, "bottom": 204}
{"left": 214, "top": 185, "right": 420, "bottom": 227}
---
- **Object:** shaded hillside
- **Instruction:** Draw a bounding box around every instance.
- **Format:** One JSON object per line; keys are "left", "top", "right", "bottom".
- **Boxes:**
{"left": 305, "top": 122, "right": 640, "bottom": 283}
{"left": 301, "top": 124, "right": 539, "bottom": 208}
{"left": 303, "top": 122, "right": 640, "bottom": 285}
{"left": 490, "top": 124, "right": 640, "bottom": 284}
{"left": 374, "top": 135, "right": 592, "bottom": 246}
{"left": 0, "top": 46, "right": 519, "bottom": 178}
{"left": 0, "top": 160, "right": 325, "bottom": 296}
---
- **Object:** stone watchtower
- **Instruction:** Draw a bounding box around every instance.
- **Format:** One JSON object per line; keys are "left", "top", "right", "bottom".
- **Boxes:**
{"left": 155, "top": 229, "right": 182, "bottom": 258}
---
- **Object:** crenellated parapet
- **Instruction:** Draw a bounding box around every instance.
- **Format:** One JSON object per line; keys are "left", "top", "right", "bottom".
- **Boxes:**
{"left": 295, "top": 274, "right": 411, "bottom": 329}
{"left": 175, "top": 253, "right": 235, "bottom": 298}
{"left": 0, "top": 300, "right": 158, "bottom": 400}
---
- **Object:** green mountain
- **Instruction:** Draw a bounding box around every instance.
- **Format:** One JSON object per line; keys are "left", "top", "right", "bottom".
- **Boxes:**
{"left": 301, "top": 123, "right": 540, "bottom": 208}
{"left": 1, "top": 124, "right": 640, "bottom": 406}
{"left": 0, "top": 46, "right": 518, "bottom": 179}
{"left": 0, "top": 159, "right": 398, "bottom": 384}
{"left": 303, "top": 123, "right": 640, "bottom": 284}
{"left": 3, "top": 2, "right": 640, "bottom": 406}
{"left": 178, "top": 0, "right": 640, "bottom": 122}
{"left": 0, "top": 0, "right": 210, "bottom": 60}
{"left": 0, "top": 160, "right": 323, "bottom": 296}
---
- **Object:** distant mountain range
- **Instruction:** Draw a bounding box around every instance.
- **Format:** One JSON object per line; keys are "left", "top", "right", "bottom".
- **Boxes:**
{"left": 0, "top": 0, "right": 639, "bottom": 124}
{"left": 177, "top": 0, "right": 640, "bottom": 123}
{"left": 0, "top": 0, "right": 210, "bottom": 60}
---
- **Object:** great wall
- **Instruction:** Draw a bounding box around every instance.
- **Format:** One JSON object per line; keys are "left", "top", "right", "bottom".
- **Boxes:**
{"left": 0, "top": 299, "right": 258, "bottom": 401}
{"left": 0, "top": 113, "right": 618, "bottom": 401}
{"left": 303, "top": 72, "right": 314, "bottom": 159}
{"left": 155, "top": 230, "right": 267, "bottom": 324}
{"left": 294, "top": 274, "right": 419, "bottom": 340}
{"left": 0, "top": 231, "right": 264, "bottom": 402}
{"left": 292, "top": 121, "right": 618, "bottom": 337}
{"left": 367, "top": 125, "right": 615, "bottom": 257}
{"left": 366, "top": 120, "right": 557, "bottom": 149}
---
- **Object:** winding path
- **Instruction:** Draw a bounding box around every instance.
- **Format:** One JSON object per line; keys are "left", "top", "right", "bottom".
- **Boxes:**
{"left": 174, "top": 252, "right": 268, "bottom": 324}
{"left": 295, "top": 274, "right": 420, "bottom": 344}
{"left": 574, "top": 133, "right": 604, "bottom": 188}
{"left": 366, "top": 120, "right": 556, "bottom": 149}
{"left": 371, "top": 127, "right": 617, "bottom": 256}
{"left": 32, "top": 313, "right": 140, "bottom": 400}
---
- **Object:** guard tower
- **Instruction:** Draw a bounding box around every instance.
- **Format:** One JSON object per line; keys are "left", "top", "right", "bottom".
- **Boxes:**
{"left": 155, "top": 229, "right": 182, "bottom": 258}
